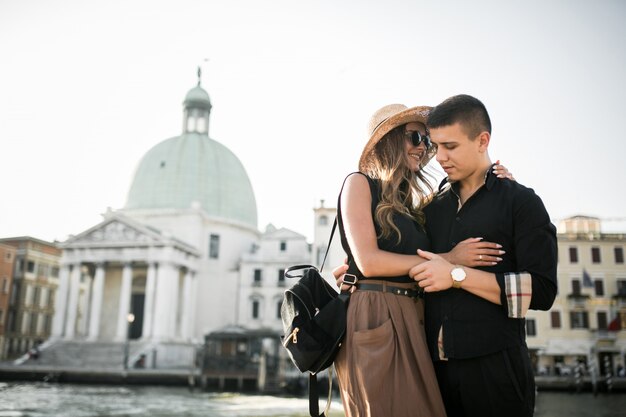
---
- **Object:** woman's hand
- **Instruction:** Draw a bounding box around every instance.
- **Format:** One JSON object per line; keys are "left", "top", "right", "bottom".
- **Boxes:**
{"left": 332, "top": 260, "right": 355, "bottom": 293}
{"left": 493, "top": 159, "right": 515, "bottom": 180}
{"left": 442, "top": 237, "right": 505, "bottom": 267}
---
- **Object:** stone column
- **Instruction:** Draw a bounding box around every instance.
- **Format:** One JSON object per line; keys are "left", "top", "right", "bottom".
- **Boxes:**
{"left": 169, "top": 266, "right": 181, "bottom": 340}
{"left": 79, "top": 270, "right": 92, "bottom": 336}
{"left": 115, "top": 263, "right": 133, "bottom": 341}
{"left": 51, "top": 264, "right": 70, "bottom": 338}
{"left": 189, "top": 271, "right": 199, "bottom": 341}
{"left": 141, "top": 262, "right": 157, "bottom": 339}
{"left": 153, "top": 262, "right": 177, "bottom": 340}
{"left": 180, "top": 270, "right": 194, "bottom": 340}
{"left": 87, "top": 263, "right": 106, "bottom": 340}
{"left": 64, "top": 264, "right": 82, "bottom": 339}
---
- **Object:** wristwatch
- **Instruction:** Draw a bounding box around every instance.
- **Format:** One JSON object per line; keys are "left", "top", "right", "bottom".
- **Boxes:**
{"left": 451, "top": 266, "right": 466, "bottom": 289}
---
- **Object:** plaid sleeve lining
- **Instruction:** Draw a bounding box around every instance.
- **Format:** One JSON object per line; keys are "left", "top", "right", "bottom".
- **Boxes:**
{"left": 504, "top": 272, "right": 532, "bottom": 318}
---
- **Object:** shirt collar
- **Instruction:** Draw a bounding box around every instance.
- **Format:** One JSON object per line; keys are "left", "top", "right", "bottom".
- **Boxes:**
{"left": 438, "top": 163, "right": 498, "bottom": 193}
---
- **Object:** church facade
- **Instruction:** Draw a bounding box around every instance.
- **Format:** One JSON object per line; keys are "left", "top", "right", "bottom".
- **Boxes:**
{"left": 49, "top": 73, "right": 311, "bottom": 368}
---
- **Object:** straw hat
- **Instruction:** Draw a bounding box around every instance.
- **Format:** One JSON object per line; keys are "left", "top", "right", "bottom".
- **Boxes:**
{"left": 358, "top": 104, "right": 432, "bottom": 171}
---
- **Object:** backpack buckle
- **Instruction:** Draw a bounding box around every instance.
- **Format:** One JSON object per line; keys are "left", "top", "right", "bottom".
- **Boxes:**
{"left": 342, "top": 274, "right": 358, "bottom": 286}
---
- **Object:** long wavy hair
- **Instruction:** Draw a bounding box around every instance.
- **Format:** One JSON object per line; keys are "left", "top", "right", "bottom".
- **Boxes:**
{"left": 362, "top": 124, "right": 434, "bottom": 244}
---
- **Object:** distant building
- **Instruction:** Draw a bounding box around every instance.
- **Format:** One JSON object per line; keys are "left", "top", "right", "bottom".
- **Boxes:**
{"left": 238, "top": 224, "right": 311, "bottom": 331}
{"left": 42, "top": 73, "right": 261, "bottom": 369}
{"left": 0, "top": 237, "right": 61, "bottom": 359}
{"left": 2, "top": 71, "right": 349, "bottom": 378}
{"left": 0, "top": 243, "right": 16, "bottom": 359}
{"left": 527, "top": 215, "right": 626, "bottom": 378}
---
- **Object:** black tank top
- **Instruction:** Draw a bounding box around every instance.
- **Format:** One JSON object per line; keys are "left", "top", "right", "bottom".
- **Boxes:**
{"left": 337, "top": 172, "right": 431, "bottom": 284}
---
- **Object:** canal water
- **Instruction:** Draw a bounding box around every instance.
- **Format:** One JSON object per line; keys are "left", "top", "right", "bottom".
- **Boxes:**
{"left": 0, "top": 382, "right": 625, "bottom": 417}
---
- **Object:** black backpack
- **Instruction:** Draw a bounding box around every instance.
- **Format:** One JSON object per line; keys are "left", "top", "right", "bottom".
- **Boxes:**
{"left": 280, "top": 219, "right": 351, "bottom": 416}
{"left": 281, "top": 265, "right": 349, "bottom": 372}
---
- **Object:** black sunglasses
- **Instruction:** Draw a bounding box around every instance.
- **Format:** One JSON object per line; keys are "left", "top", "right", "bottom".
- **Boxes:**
{"left": 406, "top": 130, "right": 432, "bottom": 149}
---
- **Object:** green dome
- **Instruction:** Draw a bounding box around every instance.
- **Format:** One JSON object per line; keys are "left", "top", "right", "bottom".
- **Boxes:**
{"left": 125, "top": 133, "right": 258, "bottom": 228}
{"left": 184, "top": 86, "right": 212, "bottom": 110}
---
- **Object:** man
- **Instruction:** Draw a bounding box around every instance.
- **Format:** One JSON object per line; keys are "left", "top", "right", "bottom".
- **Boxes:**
{"left": 335, "top": 95, "right": 557, "bottom": 417}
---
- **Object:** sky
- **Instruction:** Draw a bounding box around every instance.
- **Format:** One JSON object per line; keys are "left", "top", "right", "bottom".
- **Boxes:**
{"left": 1, "top": 0, "right": 625, "bottom": 243}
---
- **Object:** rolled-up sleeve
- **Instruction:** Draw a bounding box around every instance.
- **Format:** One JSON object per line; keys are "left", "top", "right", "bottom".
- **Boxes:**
{"left": 496, "top": 192, "right": 558, "bottom": 316}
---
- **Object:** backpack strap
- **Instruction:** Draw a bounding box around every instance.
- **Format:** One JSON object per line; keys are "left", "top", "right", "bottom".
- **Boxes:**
{"left": 309, "top": 366, "right": 334, "bottom": 417}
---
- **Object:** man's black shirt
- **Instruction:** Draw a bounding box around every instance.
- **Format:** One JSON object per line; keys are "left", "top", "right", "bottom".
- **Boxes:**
{"left": 423, "top": 167, "right": 557, "bottom": 360}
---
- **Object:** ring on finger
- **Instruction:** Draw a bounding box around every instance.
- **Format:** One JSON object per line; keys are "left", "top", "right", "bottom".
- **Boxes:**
{"left": 479, "top": 254, "right": 483, "bottom": 261}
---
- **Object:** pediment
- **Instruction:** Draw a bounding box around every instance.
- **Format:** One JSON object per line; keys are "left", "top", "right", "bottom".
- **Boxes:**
{"left": 265, "top": 227, "right": 306, "bottom": 240}
{"left": 64, "top": 216, "right": 164, "bottom": 248}
{"left": 82, "top": 220, "right": 156, "bottom": 244}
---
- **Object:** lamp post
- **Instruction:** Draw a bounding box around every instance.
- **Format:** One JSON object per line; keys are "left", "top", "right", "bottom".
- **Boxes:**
{"left": 123, "top": 313, "right": 135, "bottom": 370}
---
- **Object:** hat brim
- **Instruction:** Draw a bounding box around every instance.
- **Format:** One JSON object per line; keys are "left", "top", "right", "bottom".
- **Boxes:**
{"left": 358, "top": 105, "right": 432, "bottom": 172}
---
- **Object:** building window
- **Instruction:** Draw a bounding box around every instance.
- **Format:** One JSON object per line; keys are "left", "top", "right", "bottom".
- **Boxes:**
{"left": 40, "top": 288, "right": 49, "bottom": 307}
{"left": 569, "top": 247, "right": 578, "bottom": 263}
{"left": 0, "top": 309, "right": 3, "bottom": 323}
{"left": 38, "top": 263, "right": 49, "bottom": 278}
{"left": 594, "top": 280, "right": 604, "bottom": 297}
{"left": 277, "top": 301, "right": 282, "bottom": 319}
{"left": 570, "top": 311, "right": 589, "bottom": 329}
{"left": 30, "top": 313, "right": 38, "bottom": 335}
{"left": 597, "top": 311, "right": 608, "bottom": 330}
{"left": 36, "top": 312, "right": 45, "bottom": 334}
{"left": 551, "top": 311, "right": 561, "bottom": 328}
{"left": 15, "top": 258, "right": 23, "bottom": 274}
{"left": 22, "top": 312, "right": 30, "bottom": 333}
{"left": 615, "top": 247, "right": 624, "bottom": 264}
{"left": 2, "top": 277, "right": 8, "bottom": 293}
{"left": 33, "top": 286, "right": 41, "bottom": 306}
{"left": 278, "top": 269, "right": 285, "bottom": 284}
{"left": 280, "top": 241, "right": 287, "bottom": 252}
{"left": 209, "top": 234, "right": 220, "bottom": 259}
{"left": 526, "top": 319, "right": 536, "bottom": 336}
{"left": 571, "top": 279, "right": 581, "bottom": 295}
{"left": 26, "top": 261, "right": 35, "bottom": 273}
{"left": 51, "top": 266, "right": 59, "bottom": 278}
{"left": 253, "top": 269, "right": 262, "bottom": 285}
{"left": 617, "top": 280, "right": 626, "bottom": 296}
{"left": 591, "top": 247, "right": 601, "bottom": 264}
{"left": 5, "top": 252, "right": 11, "bottom": 261}
{"left": 252, "top": 300, "right": 260, "bottom": 319}
{"left": 24, "top": 284, "right": 33, "bottom": 307}
{"left": 10, "top": 282, "right": 18, "bottom": 306}
{"left": 44, "top": 314, "right": 52, "bottom": 333}
{"left": 319, "top": 215, "right": 328, "bottom": 226}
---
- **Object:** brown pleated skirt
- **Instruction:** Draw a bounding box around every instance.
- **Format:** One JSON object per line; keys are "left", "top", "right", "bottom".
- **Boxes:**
{"left": 335, "top": 281, "right": 447, "bottom": 417}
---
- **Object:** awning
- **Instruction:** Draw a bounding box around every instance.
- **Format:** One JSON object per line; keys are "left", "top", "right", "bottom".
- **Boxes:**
{"left": 540, "top": 338, "right": 594, "bottom": 356}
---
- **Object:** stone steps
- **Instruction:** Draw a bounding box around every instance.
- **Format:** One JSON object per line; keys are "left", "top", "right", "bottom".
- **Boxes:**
{"left": 27, "top": 340, "right": 150, "bottom": 369}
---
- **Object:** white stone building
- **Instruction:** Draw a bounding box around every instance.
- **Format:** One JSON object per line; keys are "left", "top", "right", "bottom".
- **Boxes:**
{"left": 526, "top": 216, "right": 626, "bottom": 378}
{"left": 49, "top": 75, "right": 265, "bottom": 368}
{"left": 238, "top": 225, "right": 311, "bottom": 331}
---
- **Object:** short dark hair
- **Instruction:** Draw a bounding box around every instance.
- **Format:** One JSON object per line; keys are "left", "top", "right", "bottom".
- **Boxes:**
{"left": 427, "top": 94, "right": 491, "bottom": 138}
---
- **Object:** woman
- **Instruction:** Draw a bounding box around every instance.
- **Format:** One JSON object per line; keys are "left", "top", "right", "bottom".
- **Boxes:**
{"left": 334, "top": 104, "right": 507, "bottom": 417}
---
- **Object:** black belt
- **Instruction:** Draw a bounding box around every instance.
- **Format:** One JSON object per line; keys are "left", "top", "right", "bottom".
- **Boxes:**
{"left": 357, "top": 282, "right": 423, "bottom": 299}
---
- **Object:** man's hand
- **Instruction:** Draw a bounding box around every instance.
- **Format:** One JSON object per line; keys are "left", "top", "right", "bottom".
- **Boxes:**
{"left": 410, "top": 249, "right": 454, "bottom": 292}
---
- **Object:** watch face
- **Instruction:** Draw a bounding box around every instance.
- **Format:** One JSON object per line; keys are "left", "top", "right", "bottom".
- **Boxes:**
{"left": 452, "top": 267, "right": 466, "bottom": 281}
